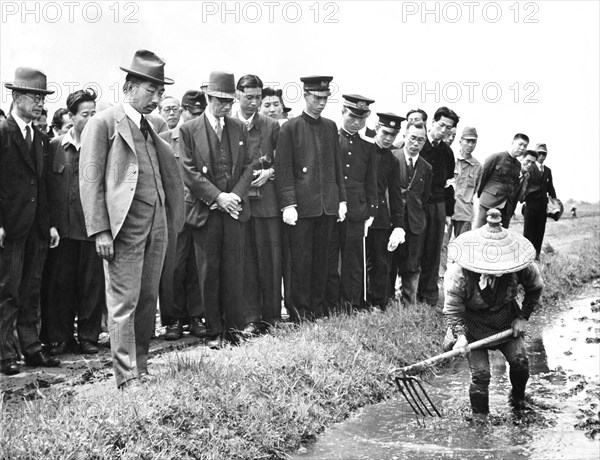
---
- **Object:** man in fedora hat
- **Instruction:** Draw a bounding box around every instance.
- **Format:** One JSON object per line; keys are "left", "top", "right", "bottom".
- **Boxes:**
{"left": 80, "top": 49, "right": 184, "bottom": 388}
{"left": 326, "top": 94, "right": 378, "bottom": 312}
{"left": 179, "top": 71, "right": 254, "bottom": 348}
{"left": 522, "top": 143, "right": 557, "bottom": 260}
{"left": 275, "top": 76, "right": 347, "bottom": 321}
{"left": 158, "top": 89, "right": 206, "bottom": 341}
{"left": 0, "top": 67, "right": 61, "bottom": 375}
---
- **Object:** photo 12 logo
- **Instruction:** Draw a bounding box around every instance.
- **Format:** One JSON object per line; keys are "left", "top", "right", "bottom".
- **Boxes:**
{"left": 401, "top": 81, "right": 540, "bottom": 104}
{"left": 400, "top": 1, "right": 540, "bottom": 24}
{"left": 200, "top": 1, "right": 340, "bottom": 24}
{"left": 1, "top": 1, "right": 140, "bottom": 24}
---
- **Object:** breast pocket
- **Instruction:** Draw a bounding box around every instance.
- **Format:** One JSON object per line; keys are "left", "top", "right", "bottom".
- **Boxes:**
{"left": 52, "top": 163, "right": 66, "bottom": 174}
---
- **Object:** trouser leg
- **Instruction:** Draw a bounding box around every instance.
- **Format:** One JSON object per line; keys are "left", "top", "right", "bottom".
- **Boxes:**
{"left": 467, "top": 348, "right": 491, "bottom": 415}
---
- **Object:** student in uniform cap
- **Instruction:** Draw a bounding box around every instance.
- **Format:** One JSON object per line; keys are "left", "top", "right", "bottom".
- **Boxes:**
{"left": 179, "top": 71, "right": 254, "bottom": 348}
{"left": 326, "top": 94, "right": 378, "bottom": 312}
{"left": 158, "top": 89, "right": 207, "bottom": 341}
{"left": 275, "top": 75, "right": 347, "bottom": 321}
{"left": 365, "top": 112, "right": 407, "bottom": 310}
{"left": 522, "top": 143, "right": 557, "bottom": 260}
{"left": 80, "top": 49, "right": 184, "bottom": 388}
{"left": 0, "top": 67, "right": 61, "bottom": 375}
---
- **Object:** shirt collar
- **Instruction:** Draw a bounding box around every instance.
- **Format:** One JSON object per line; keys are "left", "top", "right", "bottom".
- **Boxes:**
{"left": 123, "top": 102, "right": 143, "bottom": 129}
{"left": 61, "top": 127, "right": 80, "bottom": 150}
{"left": 236, "top": 109, "right": 256, "bottom": 128}
{"left": 205, "top": 110, "right": 224, "bottom": 129}
{"left": 11, "top": 110, "right": 33, "bottom": 134}
{"left": 458, "top": 150, "right": 476, "bottom": 165}
{"left": 403, "top": 146, "right": 419, "bottom": 165}
{"left": 340, "top": 127, "right": 356, "bottom": 138}
{"left": 171, "top": 125, "right": 180, "bottom": 140}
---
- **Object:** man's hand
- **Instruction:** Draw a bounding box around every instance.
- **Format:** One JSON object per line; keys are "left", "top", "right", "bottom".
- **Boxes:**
{"left": 387, "top": 227, "right": 406, "bottom": 251}
{"left": 49, "top": 227, "right": 60, "bottom": 248}
{"left": 95, "top": 230, "right": 114, "bottom": 261}
{"left": 338, "top": 202, "right": 347, "bottom": 222}
{"left": 251, "top": 169, "right": 272, "bottom": 188}
{"left": 0, "top": 227, "right": 5, "bottom": 248}
{"left": 215, "top": 192, "right": 241, "bottom": 214}
{"left": 511, "top": 318, "right": 528, "bottom": 337}
{"left": 453, "top": 334, "right": 469, "bottom": 356}
{"left": 364, "top": 216, "right": 374, "bottom": 237}
{"left": 445, "top": 216, "right": 452, "bottom": 233}
{"left": 282, "top": 206, "right": 298, "bottom": 226}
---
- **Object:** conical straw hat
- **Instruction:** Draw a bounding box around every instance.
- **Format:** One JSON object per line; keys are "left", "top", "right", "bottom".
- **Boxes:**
{"left": 448, "top": 209, "right": 536, "bottom": 275}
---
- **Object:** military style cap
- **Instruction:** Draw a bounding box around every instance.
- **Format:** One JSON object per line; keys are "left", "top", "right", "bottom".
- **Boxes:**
{"left": 376, "top": 112, "right": 405, "bottom": 130}
{"left": 461, "top": 126, "right": 478, "bottom": 139}
{"left": 300, "top": 75, "right": 333, "bottom": 97}
{"left": 535, "top": 143, "right": 547, "bottom": 153}
{"left": 182, "top": 89, "right": 206, "bottom": 114}
{"left": 343, "top": 94, "right": 375, "bottom": 118}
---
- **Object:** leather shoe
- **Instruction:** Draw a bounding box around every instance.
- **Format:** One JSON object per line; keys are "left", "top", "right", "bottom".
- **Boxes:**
{"left": 241, "top": 322, "right": 260, "bottom": 337}
{"left": 49, "top": 341, "right": 75, "bottom": 356}
{"left": 0, "top": 358, "right": 20, "bottom": 375}
{"left": 164, "top": 320, "right": 183, "bottom": 341}
{"left": 206, "top": 334, "right": 224, "bottom": 349}
{"left": 80, "top": 340, "right": 99, "bottom": 354}
{"left": 25, "top": 350, "right": 60, "bottom": 367}
{"left": 190, "top": 317, "right": 208, "bottom": 338}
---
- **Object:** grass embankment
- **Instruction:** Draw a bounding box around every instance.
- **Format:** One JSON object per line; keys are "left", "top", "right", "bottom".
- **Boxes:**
{"left": 1, "top": 216, "right": 599, "bottom": 460}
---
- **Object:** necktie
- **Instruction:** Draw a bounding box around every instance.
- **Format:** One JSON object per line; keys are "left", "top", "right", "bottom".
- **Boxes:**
{"left": 215, "top": 119, "right": 223, "bottom": 141}
{"left": 408, "top": 157, "right": 414, "bottom": 181}
{"left": 140, "top": 115, "right": 149, "bottom": 140}
{"left": 25, "top": 125, "right": 33, "bottom": 151}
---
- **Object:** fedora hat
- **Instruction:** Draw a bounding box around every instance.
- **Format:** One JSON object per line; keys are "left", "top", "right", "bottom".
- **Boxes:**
{"left": 119, "top": 49, "right": 174, "bottom": 85}
{"left": 4, "top": 67, "right": 54, "bottom": 94}
{"left": 205, "top": 71, "right": 235, "bottom": 99}
{"left": 448, "top": 209, "right": 535, "bottom": 275}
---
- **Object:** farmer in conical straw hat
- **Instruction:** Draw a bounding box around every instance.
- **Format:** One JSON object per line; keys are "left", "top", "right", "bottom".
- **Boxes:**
{"left": 443, "top": 208, "right": 543, "bottom": 419}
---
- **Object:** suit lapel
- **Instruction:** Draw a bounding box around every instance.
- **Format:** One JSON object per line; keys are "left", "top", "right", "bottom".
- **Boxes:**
{"left": 7, "top": 116, "right": 37, "bottom": 173}
{"left": 195, "top": 114, "right": 211, "bottom": 169}
{"left": 115, "top": 104, "right": 137, "bottom": 156}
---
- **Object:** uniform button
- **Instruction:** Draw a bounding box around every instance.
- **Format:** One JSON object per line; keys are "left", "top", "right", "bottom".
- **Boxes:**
{"left": 346, "top": 164, "right": 350, "bottom": 168}
{"left": 30, "top": 179, "right": 35, "bottom": 184}
{"left": 348, "top": 152, "right": 352, "bottom": 155}
{"left": 349, "top": 140, "right": 353, "bottom": 144}
{"left": 344, "top": 176, "right": 348, "bottom": 180}
{"left": 31, "top": 197, "right": 35, "bottom": 202}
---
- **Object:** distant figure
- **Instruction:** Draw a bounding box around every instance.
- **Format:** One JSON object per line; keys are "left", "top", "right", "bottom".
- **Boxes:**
{"left": 571, "top": 206, "right": 577, "bottom": 218}
{"left": 51, "top": 108, "right": 73, "bottom": 138}
{"left": 158, "top": 96, "right": 181, "bottom": 130}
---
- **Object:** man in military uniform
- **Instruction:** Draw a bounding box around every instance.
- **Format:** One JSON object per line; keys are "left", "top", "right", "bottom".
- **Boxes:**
{"left": 326, "top": 95, "right": 378, "bottom": 312}
{"left": 365, "top": 113, "right": 405, "bottom": 310}
{"left": 275, "top": 76, "right": 347, "bottom": 321}
{"left": 476, "top": 133, "right": 530, "bottom": 229}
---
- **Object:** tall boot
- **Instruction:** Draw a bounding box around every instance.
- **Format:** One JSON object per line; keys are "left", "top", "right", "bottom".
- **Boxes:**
{"left": 509, "top": 369, "right": 529, "bottom": 410}
{"left": 469, "top": 390, "right": 489, "bottom": 416}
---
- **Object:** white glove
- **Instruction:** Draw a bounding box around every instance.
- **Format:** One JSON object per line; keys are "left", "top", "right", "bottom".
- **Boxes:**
{"left": 282, "top": 206, "right": 298, "bottom": 226}
{"left": 387, "top": 227, "right": 406, "bottom": 251}
{"left": 338, "top": 202, "right": 347, "bottom": 222}
{"left": 364, "top": 216, "right": 374, "bottom": 237}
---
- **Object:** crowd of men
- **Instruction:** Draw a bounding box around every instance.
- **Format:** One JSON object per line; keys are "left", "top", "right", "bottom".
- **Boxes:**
{"left": 0, "top": 49, "right": 557, "bottom": 388}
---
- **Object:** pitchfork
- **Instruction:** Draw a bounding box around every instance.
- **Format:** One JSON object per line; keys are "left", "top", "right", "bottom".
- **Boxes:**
{"left": 392, "top": 329, "right": 514, "bottom": 418}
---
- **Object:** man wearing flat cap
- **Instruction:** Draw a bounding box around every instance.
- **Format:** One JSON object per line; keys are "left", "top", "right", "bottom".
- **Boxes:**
{"left": 80, "top": 49, "right": 184, "bottom": 388}
{"left": 179, "top": 71, "right": 254, "bottom": 348}
{"left": 365, "top": 113, "right": 407, "bottom": 310}
{"left": 275, "top": 76, "right": 347, "bottom": 321}
{"left": 326, "top": 94, "right": 378, "bottom": 312}
{"left": 158, "top": 89, "right": 206, "bottom": 341}
{"left": 0, "top": 67, "right": 61, "bottom": 375}
{"left": 522, "top": 143, "right": 557, "bottom": 260}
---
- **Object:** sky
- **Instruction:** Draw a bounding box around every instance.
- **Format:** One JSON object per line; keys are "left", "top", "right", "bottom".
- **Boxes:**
{"left": 1, "top": 0, "right": 599, "bottom": 202}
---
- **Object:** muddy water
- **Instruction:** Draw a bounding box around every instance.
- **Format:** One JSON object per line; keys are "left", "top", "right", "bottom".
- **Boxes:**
{"left": 296, "top": 288, "right": 600, "bottom": 460}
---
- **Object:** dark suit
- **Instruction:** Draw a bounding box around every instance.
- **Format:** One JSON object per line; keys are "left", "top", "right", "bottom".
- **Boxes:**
{"left": 275, "top": 112, "right": 346, "bottom": 320}
{"left": 365, "top": 143, "right": 404, "bottom": 308}
{"left": 476, "top": 150, "right": 521, "bottom": 228}
{"left": 327, "top": 129, "right": 378, "bottom": 310}
{"left": 0, "top": 115, "right": 51, "bottom": 360}
{"left": 179, "top": 113, "right": 254, "bottom": 336}
{"left": 242, "top": 112, "right": 283, "bottom": 325}
{"left": 392, "top": 150, "right": 432, "bottom": 307}
{"left": 80, "top": 103, "right": 184, "bottom": 387}
{"left": 523, "top": 163, "right": 556, "bottom": 258}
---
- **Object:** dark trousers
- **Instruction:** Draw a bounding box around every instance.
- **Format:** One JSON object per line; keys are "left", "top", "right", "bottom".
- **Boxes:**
{"left": 41, "top": 238, "right": 104, "bottom": 344}
{"left": 476, "top": 204, "right": 513, "bottom": 229}
{"left": 395, "top": 229, "right": 425, "bottom": 307}
{"left": 245, "top": 217, "right": 283, "bottom": 325}
{"left": 0, "top": 228, "right": 48, "bottom": 360}
{"left": 439, "top": 219, "right": 472, "bottom": 278}
{"left": 105, "top": 199, "right": 167, "bottom": 387}
{"left": 366, "top": 228, "right": 391, "bottom": 308}
{"left": 523, "top": 202, "right": 547, "bottom": 259}
{"left": 159, "top": 225, "right": 202, "bottom": 325}
{"left": 327, "top": 220, "right": 366, "bottom": 311}
{"left": 418, "top": 202, "right": 446, "bottom": 305}
{"left": 285, "top": 215, "right": 335, "bottom": 321}
{"left": 193, "top": 211, "right": 257, "bottom": 336}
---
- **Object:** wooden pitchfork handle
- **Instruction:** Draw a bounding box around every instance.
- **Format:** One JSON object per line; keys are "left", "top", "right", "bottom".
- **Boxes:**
{"left": 392, "top": 329, "right": 514, "bottom": 375}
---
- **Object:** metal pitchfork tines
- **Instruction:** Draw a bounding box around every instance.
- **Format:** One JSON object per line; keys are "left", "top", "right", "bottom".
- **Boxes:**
{"left": 392, "top": 329, "right": 514, "bottom": 418}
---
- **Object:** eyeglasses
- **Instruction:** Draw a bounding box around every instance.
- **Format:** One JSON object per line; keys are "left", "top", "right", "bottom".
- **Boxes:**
{"left": 161, "top": 106, "right": 180, "bottom": 113}
{"left": 407, "top": 135, "right": 426, "bottom": 144}
{"left": 22, "top": 93, "right": 46, "bottom": 104}
{"left": 215, "top": 97, "right": 234, "bottom": 105}
{"left": 134, "top": 84, "right": 165, "bottom": 99}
